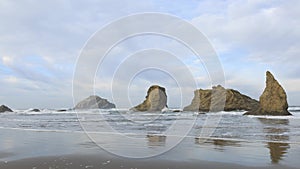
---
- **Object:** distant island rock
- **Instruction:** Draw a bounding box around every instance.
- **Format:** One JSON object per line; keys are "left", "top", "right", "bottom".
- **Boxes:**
{"left": 0, "top": 105, "right": 13, "bottom": 113}
{"left": 57, "top": 109, "right": 67, "bottom": 112}
{"left": 29, "top": 108, "right": 40, "bottom": 112}
{"left": 183, "top": 85, "right": 259, "bottom": 112}
{"left": 131, "top": 85, "right": 167, "bottom": 112}
{"left": 244, "top": 71, "right": 291, "bottom": 116}
{"left": 75, "top": 95, "right": 116, "bottom": 109}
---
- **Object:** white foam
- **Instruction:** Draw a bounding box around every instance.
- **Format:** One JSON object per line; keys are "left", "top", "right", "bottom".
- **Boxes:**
{"left": 0, "top": 126, "right": 82, "bottom": 133}
{"left": 9, "top": 108, "right": 128, "bottom": 115}
{"left": 288, "top": 106, "right": 300, "bottom": 111}
{"left": 144, "top": 123, "right": 164, "bottom": 127}
{"left": 247, "top": 113, "right": 300, "bottom": 119}
{"left": 207, "top": 111, "right": 246, "bottom": 116}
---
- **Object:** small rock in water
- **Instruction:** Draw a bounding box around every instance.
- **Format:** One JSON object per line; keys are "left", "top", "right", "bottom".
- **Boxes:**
{"left": 30, "top": 109, "right": 40, "bottom": 112}
{"left": 0, "top": 105, "right": 13, "bottom": 113}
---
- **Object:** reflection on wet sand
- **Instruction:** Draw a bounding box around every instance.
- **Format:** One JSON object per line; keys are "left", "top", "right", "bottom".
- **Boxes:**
{"left": 258, "top": 118, "right": 290, "bottom": 164}
{"left": 267, "top": 142, "right": 290, "bottom": 164}
{"left": 147, "top": 135, "right": 166, "bottom": 147}
{"left": 195, "top": 138, "right": 241, "bottom": 151}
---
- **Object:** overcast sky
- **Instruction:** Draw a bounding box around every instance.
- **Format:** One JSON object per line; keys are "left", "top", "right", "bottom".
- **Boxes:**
{"left": 1, "top": 0, "right": 300, "bottom": 109}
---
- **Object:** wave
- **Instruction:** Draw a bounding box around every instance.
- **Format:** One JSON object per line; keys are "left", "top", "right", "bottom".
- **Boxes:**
{"left": 0, "top": 126, "right": 81, "bottom": 133}
{"left": 4, "top": 108, "right": 300, "bottom": 120}
{"left": 8, "top": 108, "right": 127, "bottom": 115}
{"left": 206, "top": 111, "right": 246, "bottom": 116}
{"left": 288, "top": 107, "right": 300, "bottom": 112}
{"left": 246, "top": 113, "right": 300, "bottom": 119}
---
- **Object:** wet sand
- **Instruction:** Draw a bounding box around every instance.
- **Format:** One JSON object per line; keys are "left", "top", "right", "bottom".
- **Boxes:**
{"left": 1, "top": 128, "right": 300, "bottom": 169}
{"left": 1, "top": 154, "right": 298, "bottom": 169}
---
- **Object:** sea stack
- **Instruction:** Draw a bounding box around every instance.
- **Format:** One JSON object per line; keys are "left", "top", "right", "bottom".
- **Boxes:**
{"left": 131, "top": 85, "right": 167, "bottom": 112}
{"left": 75, "top": 95, "right": 116, "bottom": 109}
{"left": 0, "top": 105, "right": 13, "bottom": 113}
{"left": 183, "top": 85, "right": 259, "bottom": 112}
{"left": 244, "top": 71, "right": 291, "bottom": 116}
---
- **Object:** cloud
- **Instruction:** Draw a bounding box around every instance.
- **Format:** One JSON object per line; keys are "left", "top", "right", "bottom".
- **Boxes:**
{"left": 192, "top": 0, "right": 300, "bottom": 64}
{"left": 3, "top": 76, "right": 18, "bottom": 84}
{"left": 74, "top": 34, "right": 213, "bottom": 108}
{"left": 190, "top": 0, "right": 300, "bottom": 104}
{"left": 1, "top": 56, "right": 14, "bottom": 65}
{"left": 0, "top": 0, "right": 299, "bottom": 107}
{"left": 0, "top": 0, "right": 160, "bottom": 108}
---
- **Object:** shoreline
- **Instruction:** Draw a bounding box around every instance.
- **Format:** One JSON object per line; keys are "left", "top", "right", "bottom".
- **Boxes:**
{"left": 1, "top": 154, "right": 298, "bottom": 169}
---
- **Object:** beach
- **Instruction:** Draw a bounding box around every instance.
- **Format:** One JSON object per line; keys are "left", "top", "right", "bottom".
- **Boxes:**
{"left": 2, "top": 154, "right": 299, "bottom": 169}
{"left": 0, "top": 108, "right": 300, "bottom": 169}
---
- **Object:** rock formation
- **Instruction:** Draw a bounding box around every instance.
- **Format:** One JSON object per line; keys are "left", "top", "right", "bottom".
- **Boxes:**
{"left": 244, "top": 71, "right": 291, "bottom": 116}
{"left": 75, "top": 95, "right": 116, "bottom": 109}
{"left": 29, "top": 108, "right": 40, "bottom": 112}
{"left": 183, "top": 85, "right": 259, "bottom": 112}
{"left": 0, "top": 105, "right": 13, "bottom": 113}
{"left": 131, "top": 85, "right": 167, "bottom": 112}
{"left": 57, "top": 109, "right": 67, "bottom": 112}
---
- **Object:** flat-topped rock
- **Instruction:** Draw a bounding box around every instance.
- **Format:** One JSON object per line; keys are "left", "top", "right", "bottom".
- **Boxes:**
{"left": 244, "top": 71, "right": 291, "bottom": 116}
{"left": 75, "top": 95, "right": 116, "bottom": 109}
{"left": 131, "top": 85, "right": 167, "bottom": 112}
{"left": 0, "top": 105, "right": 13, "bottom": 113}
{"left": 183, "top": 85, "right": 259, "bottom": 112}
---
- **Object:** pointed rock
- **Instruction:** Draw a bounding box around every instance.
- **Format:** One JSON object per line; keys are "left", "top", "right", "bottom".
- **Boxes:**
{"left": 0, "top": 105, "right": 13, "bottom": 113}
{"left": 75, "top": 95, "right": 116, "bottom": 109}
{"left": 183, "top": 85, "right": 259, "bottom": 112}
{"left": 244, "top": 71, "right": 291, "bottom": 116}
{"left": 131, "top": 85, "right": 167, "bottom": 112}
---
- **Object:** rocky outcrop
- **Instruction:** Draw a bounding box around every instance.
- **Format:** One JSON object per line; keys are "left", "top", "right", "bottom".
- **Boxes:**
{"left": 29, "top": 109, "right": 40, "bottom": 112}
{"left": 75, "top": 95, "right": 116, "bottom": 109}
{"left": 57, "top": 109, "right": 67, "bottom": 112}
{"left": 183, "top": 85, "right": 259, "bottom": 112}
{"left": 244, "top": 71, "right": 291, "bottom": 116}
{"left": 0, "top": 105, "right": 13, "bottom": 113}
{"left": 131, "top": 85, "right": 167, "bottom": 112}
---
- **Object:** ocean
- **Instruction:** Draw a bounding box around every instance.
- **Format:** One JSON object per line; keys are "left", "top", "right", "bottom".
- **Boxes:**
{"left": 0, "top": 107, "right": 300, "bottom": 168}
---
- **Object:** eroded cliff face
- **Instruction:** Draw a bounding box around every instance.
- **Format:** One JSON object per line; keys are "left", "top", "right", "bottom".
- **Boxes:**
{"left": 131, "top": 85, "right": 167, "bottom": 112}
{"left": 183, "top": 85, "right": 259, "bottom": 112}
{"left": 244, "top": 71, "right": 291, "bottom": 116}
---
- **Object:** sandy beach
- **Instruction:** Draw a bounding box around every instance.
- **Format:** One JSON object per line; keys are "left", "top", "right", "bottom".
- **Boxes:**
{"left": 2, "top": 154, "right": 299, "bottom": 169}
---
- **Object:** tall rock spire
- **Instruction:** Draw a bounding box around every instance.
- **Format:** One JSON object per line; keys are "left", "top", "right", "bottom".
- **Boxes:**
{"left": 244, "top": 71, "right": 291, "bottom": 116}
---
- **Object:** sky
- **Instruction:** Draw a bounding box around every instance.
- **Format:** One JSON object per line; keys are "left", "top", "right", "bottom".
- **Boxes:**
{"left": 1, "top": 0, "right": 300, "bottom": 109}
